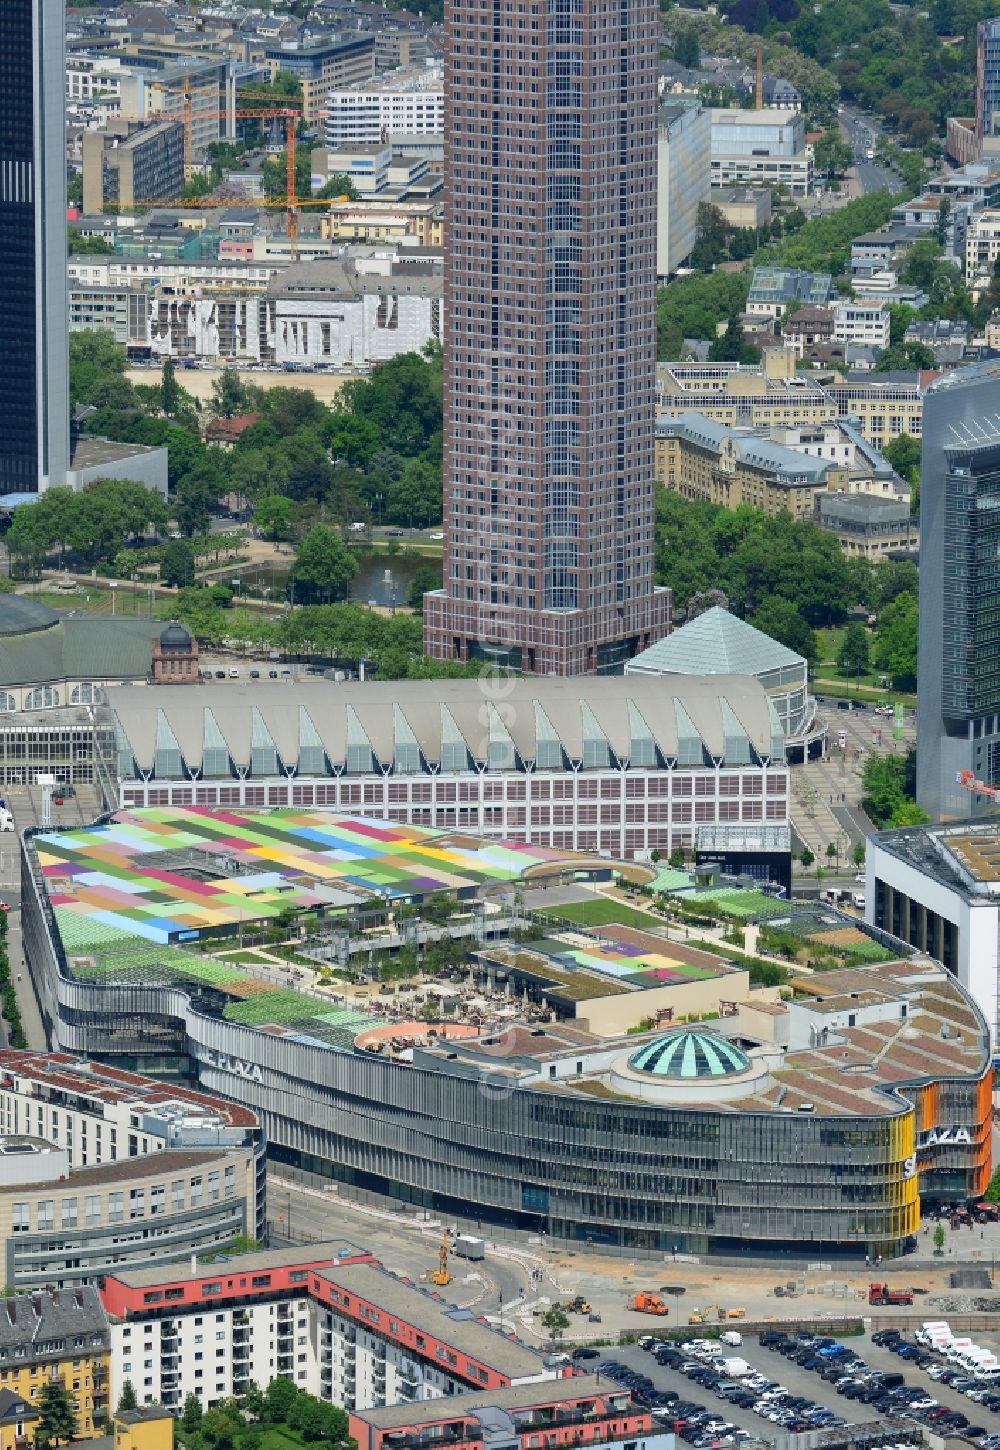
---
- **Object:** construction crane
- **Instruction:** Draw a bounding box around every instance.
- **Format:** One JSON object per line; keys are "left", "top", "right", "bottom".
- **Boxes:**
{"left": 755, "top": 45, "right": 764, "bottom": 110}
{"left": 433, "top": 1233, "right": 451, "bottom": 1287}
{"left": 956, "top": 769, "right": 1000, "bottom": 802}
{"left": 108, "top": 96, "right": 315, "bottom": 261}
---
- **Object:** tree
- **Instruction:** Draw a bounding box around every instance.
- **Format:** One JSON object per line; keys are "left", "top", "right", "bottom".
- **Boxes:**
{"left": 116, "top": 1382, "right": 137, "bottom": 1415}
{"left": 212, "top": 369, "right": 262, "bottom": 420}
{"left": 749, "top": 598, "right": 817, "bottom": 664}
{"left": 408, "top": 563, "right": 442, "bottom": 612}
{"left": 691, "top": 202, "right": 732, "bottom": 273}
{"left": 175, "top": 464, "right": 223, "bottom": 537}
{"left": 883, "top": 433, "right": 921, "bottom": 487}
{"left": 800, "top": 847, "right": 815, "bottom": 869}
{"left": 35, "top": 1380, "right": 78, "bottom": 1448}
{"left": 826, "top": 841, "right": 839, "bottom": 869}
{"left": 933, "top": 1222, "right": 946, "bottom": 1253}
{"left": 673, "top": 25, "right": 700, "bottom": 67}
{"left": 708, "top": 314, "right": 760, "bottom": 365}
{"left": 253, "top": 494, "right": 297, "bottom": 542}
{"left": 852, "top": 842, "right": 866, "bottom": 867}
{"left": 264, "top": 1376, "right": 300, "bottom": 1424}
{"left": 181, "top": 1394, "right": 204, "bottom": 1435}
{"left": 837, "top": 622, "right": 870, "bottom": 678}
{"left": 292, "top": 525, "right": 359, "bottom": 603}
{"left": 161, "top": 358, "right": 182, "bottom": 417}
{"left": 541, "top": 1305, "right": 570, "bottom": 1347}
{"left": 872, "top": 592, "right": 917, "bottom": 690}
{"left": 161, "top": 538, "right": 196, "bottom": 589}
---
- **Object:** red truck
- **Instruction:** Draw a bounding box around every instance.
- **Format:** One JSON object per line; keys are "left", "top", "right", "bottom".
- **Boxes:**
{"left": 869, "top": 1282, "right": 914, "bottom": 1306}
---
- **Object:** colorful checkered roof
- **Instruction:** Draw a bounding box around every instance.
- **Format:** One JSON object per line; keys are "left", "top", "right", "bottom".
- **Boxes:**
{"left": 36, "top": 808, "right": 567, "bottom": 946}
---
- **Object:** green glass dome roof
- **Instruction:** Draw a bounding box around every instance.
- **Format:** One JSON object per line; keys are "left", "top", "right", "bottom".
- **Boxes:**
{"left": 628, "top": 1030, "right": 751, "bottom": 1079}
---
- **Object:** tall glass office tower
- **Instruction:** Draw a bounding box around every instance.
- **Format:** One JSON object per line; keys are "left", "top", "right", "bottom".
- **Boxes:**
{"left": 917, "top": 362, "right": 1000, "bottom": 819}
{"left": 422, "top": 0, "right": 671, "bottom": 673}
{"left": 0, "top": 0, "right": 69, "bottom": 495}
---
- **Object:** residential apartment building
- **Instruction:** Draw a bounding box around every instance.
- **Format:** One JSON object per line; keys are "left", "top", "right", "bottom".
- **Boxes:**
{"left": 66, "top": 56, "right": 230, "bottom": 159}
{"left": 832, "top": 300, "right": 890, "bottom": 349}
{"left": 82, "top": 121, "right": 185, "bottom": 215}
{"left": 326, "top": 65, "right": 444, "bottom": 149}
{"left": 710, "top": 107, "right": 813, "bottom": 195}
{"left": 656, "top": 100, "right": 711, "bottom": 278}
{"left": 101, "top": 677, "right": 789, "bottom": 864}
{"left": 656, "top": 410, "right": 845, "bottom": 518}
{"left": 0, "top": 1289, "right": 109, "bottom": 1439}
{"left": 825, "top": 370, "right": 933, "bottom": 447}
{"left": 965, "top": 208, "right": 1000, "bottom": 289}
{"left": 350, "top": 1378, "right": 669, "bottom": 1450}
{"left": 423, "top": 0, "right": 671, "bottom": 672}
{"left": 101, "top": 1245, "right": 555, "bottom": 1413}
{"left": 0, "top": 1050, "right": 264, "bottom": 1289}
{"left": 264, "top": 37, "right": 376, "bottom": 121}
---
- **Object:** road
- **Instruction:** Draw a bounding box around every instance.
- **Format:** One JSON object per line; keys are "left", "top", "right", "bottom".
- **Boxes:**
{"left": 839, "top": 105, "right": 906, "bottom": 195}
{"left": 266, "top": 1172, "right": 543, "bottom": 1337}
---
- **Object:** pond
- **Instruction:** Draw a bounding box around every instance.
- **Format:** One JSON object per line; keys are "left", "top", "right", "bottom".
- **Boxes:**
{"left": 222, "top": 552, "right": 431, "bottom": 608}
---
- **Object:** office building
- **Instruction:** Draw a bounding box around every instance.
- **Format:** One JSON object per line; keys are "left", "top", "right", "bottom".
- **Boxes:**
{"left": 264, "top": 38, "right": 376, "bottom": 122}
{"left": 423, "top": 0, "right": 671, "bottom": 673}
{"left": 82, "top": 120, "right": 184, "bottom": 215}
{"left": 965, "top": 208, "right": 1000, "bottom": 290}
{"left": 656, "top": 355, "right": 838, "bottom": 430}
{"left": 0, "top": 1288, "right": 109, "bottom": 1438}
{"left": 746, "top": 266, "right": 833, "bottom": 321}
{"left": 832, "top": 300, "right": 890, "bottom": 349}
{"left": 326, "top": 65, "right": 444, "bottom": 149}
{"left": 0, "top": 0, "right": 70, "bottom": 495}
{"left": 656, "top": 100, "right": 710, "bottom": 278}
{"left": 0, "top": 1049, "right": 265, "bottom": 1289}
{"left": 815, "top": 491, "right": 919, "bottom": 559}
{"left": 978, "top": 19, "right": 1000, "bottom": 144}
{"left": 710, "top": 107, "right": 813, "bottom": 196}
{"left": 656, "top": 410, "right": 846, "bottom": 519}
{"left": 824, "top": 371, "right": 932, "bottom": 448}
{"left": 101, "top": 1246, "right": 555, "bottom": 1412}
{"left": 916, "top": 362, "right": 1000, "bottom": 820}
{"left": 865, "top": 817, "right": 1000, "bottom": 1047}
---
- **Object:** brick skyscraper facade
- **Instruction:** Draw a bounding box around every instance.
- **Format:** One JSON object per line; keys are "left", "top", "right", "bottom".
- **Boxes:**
{"left": 422, "top": 0, "right": 671, "bottom": 674}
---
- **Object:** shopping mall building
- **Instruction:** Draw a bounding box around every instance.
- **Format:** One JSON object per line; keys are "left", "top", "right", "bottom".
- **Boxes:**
{"left": 20, "top": 801, "right": 991, "bottom": 1261}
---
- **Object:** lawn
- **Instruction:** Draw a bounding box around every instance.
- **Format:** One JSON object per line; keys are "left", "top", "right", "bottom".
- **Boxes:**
{"left": 535, "top": 898, "right": 661, "bottom": 928}
{"left": 261, "top": 1430, "right": 306, "bottom": 1450}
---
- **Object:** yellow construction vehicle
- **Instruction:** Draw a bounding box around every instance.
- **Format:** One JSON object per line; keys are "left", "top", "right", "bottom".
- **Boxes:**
{"left": 562, "top": 1295, "right": 591, "bottom": 1314}
{"left": 687, "top": 1304, "right": 718, "bottom": 1326}
{"left": 433, "top": 1233, "right": 451, "bottom": 1287}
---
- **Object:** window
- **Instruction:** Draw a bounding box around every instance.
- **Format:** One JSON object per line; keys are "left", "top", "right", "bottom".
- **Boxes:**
{"left": 25, "top": 687, "right": 59, "bottom": 710}
{"left": 11, "top": 1204, "right": 28, "bottom": 1234}
{"left": 0, "top": 692, "right": 15, "bottom": 713}
{"left": 70, "top": 684, "right": 103, "bottom": 706}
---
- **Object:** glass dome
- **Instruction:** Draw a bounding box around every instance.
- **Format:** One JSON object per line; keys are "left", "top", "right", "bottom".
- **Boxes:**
{"left": 628, "top": 1029, "right": 751, "bottom": 1079}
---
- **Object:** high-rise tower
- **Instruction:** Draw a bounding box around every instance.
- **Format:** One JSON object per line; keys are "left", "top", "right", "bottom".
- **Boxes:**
{"left": 0, "top": 0, "right": 70, "bottom": 495}
{"left": 422, "top": 0, "right": 671, "bottom": 674}
{"left": 917, "top": 362, "right": 1000, "bottom": 820}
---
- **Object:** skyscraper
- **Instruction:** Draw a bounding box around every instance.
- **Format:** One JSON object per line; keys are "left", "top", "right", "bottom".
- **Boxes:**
{"left": 0, "top": 0, "right": 70, "bottom": 496}
{"left": 917, "top": 362, "right": 1000, "bottom": 819}
{"left": 977, "top": 18, "right": 1000, "bottom": 145}
{"left": 422, "top": 0, "right": 671, "bottom": 674}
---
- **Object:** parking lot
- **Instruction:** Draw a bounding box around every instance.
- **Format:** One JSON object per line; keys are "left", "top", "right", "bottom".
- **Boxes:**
{"left": 593, "top": 1323, "right": 1000, "bottom": 1447}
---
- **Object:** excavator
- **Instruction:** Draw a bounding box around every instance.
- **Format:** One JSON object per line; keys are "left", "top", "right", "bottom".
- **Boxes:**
{"left": 433, "top": 1233, "right": 451, "bottom": 1287}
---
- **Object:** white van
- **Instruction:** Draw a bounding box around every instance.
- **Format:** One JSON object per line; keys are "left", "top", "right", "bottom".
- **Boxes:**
{"left": 0, "top": 809, "right": 14, "bottom": 833}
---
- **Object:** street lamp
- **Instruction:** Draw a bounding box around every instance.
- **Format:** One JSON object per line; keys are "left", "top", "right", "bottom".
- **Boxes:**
{"left": 109, "top": 581, "right": 118, "bottom": 617}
